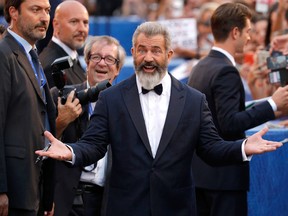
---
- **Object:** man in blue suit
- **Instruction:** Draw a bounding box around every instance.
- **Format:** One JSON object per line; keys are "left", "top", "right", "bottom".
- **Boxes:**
{"left": 36, "top": 21, "right": 283, "bottom": 216}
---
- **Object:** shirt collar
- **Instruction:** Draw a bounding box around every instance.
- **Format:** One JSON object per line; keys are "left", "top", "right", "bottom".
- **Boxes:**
{"left": 52, "top": 36, "right": 78, "bottom": 60}
{"left": 212, "top": 46, "right": 236, "bottom": 66}
{"left": 7, "top": 27, "right": 34, "bottom": 54}
{"left": 136, "top": 72, "right": 171, "bottom": 96}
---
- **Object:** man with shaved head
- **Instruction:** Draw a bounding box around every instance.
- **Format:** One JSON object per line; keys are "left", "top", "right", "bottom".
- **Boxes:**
{"left": 39, "top": 0, "right": 89, "bottom": 88}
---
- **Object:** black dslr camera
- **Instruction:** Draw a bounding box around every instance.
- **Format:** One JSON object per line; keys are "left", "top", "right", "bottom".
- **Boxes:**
{"left": 51, "top": 56, "right": 111, "bottom": 105}
{"left": 266, "top": 54, "right": 288, "bottom": 86}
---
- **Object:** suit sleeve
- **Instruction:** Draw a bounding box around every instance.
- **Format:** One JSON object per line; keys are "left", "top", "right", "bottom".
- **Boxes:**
{"left": 212, "top": 67, "right": 275, "bottom": 135}
{"left": 70, "top": 91, "right": 109, "bottom": 167}
{"left": 196, "top": 94, "right": 244, "bottom": 165}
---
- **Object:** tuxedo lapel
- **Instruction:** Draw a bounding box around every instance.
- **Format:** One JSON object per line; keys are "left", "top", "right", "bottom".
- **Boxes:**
{"left": 122, "top": 75, "right": 153, "bottom": 157}
{"left": 154, "top": 75, "right": 186, "bottom": 162}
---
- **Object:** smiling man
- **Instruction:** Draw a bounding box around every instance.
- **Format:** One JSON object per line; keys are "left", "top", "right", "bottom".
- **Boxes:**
{"left": 39, "top": 0, "right": 89, "bottom": 88}
{"left": 36, "top": 21, "right": 283, "bottom": 216}
{"left": 50, "top": 36, "right": 126, "bottom": 216}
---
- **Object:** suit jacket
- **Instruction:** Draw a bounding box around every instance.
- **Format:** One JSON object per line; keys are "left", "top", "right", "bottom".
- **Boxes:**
{"left": 0, "top": 32, "right": 56, "bottom": 211}
{"left": 187, "top": 50, "right": 275, "bottom": 190}
{"left": 39, "top": 41, "right": 86, "bottom": 88}
{"left": 50, "top": 82, "right": 90, "bottom": 216}
{"left": 69, "top": 74, "right": 246, "bottom": 216}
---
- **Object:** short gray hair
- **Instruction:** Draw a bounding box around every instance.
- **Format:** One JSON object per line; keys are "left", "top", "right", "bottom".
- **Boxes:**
{"left": 132, "top": 22, "right": 172, "bottom": 52}
{"left": 84, "top": 35, "right": 126, "bottom": 69}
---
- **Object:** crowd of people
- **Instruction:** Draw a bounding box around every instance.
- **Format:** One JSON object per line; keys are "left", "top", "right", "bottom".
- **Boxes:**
{"left": 1, "top": 0, "right": 288, "bottom": 216}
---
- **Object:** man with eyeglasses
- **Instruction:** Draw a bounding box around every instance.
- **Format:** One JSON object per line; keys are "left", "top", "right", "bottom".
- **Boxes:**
{"left": 39, "top": 1, "right": 89, "bottom": 88}
{"left": 50, "top": 36, "right": 126, "bottom": 216}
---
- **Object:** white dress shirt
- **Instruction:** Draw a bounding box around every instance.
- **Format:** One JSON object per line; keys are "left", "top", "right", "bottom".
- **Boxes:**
{"left": 80, "top": 82, "right": 108, "bottom": 187}
{"left": 52, "top": 36, "right": 78, "bottom": 60}
{"left": 136, "top": 72, "right": 171, "bottom": 158}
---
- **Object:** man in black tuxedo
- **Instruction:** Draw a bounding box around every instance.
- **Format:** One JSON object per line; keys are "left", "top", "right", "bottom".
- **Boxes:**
{"left": 188, "top": 3, "right": 288, "bottom": 216}
{"left": 0, "top": 0, "right": 56, "bottom": 215}
{"left": 39, "top": 0, "right": 89, "bottom": 88}
{"left": 51, "top": 36, "right": 126, "bottom": 216}
{"left": 36, "top": 21, "right": 283, "bottom": 216}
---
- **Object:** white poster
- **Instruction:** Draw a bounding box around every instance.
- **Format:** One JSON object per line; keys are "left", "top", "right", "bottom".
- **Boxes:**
{"left": 159, "top": 18, "right": 198, "bottom": 50}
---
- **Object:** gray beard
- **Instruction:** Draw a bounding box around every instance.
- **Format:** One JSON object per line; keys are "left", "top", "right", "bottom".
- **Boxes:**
{"left": 137, "top": 71, "right": 163, "bottom": 89}
{"left": 135, "top": 59, "right": 167, "bottom": 89}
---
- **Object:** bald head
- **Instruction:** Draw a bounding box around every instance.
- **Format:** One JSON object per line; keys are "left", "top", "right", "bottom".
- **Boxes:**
{"left": 54, "top": 1, "right": 88, "bottom": 20}
{"left": 53, "top": 0, "right": 89, "bottom": 50}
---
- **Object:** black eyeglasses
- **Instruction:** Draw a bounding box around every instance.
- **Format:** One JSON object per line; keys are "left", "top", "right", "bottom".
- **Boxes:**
{"left": 89, "top": 54, "right": 119, "bottom": 65}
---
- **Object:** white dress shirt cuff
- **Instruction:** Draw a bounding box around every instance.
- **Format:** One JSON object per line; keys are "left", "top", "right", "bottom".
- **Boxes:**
{"left": 268, "top": 97, "right": 277, "bottom": 111}
{"left": 242, "top": 139, "right": 252, "bottom": 161}
{"left": 65, "top": 144, "right": 75, "bottom": 164}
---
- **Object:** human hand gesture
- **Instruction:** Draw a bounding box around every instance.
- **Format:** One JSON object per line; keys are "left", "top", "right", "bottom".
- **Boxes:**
{"left": 244, "top": 127, "right": 283, "bottom": 156}
{"left": 35, "top": 131, "right": 73, "bottom": 161}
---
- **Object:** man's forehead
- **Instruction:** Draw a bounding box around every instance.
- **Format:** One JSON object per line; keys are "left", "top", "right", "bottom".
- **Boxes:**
{"left": 135, "top": 33, "right": 165, "bottom": 48}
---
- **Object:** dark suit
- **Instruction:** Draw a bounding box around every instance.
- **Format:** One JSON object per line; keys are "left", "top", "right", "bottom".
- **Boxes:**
{"left": 50, "top": 82, "right": 90, "bottom": 216}
{"left": 69, "top": 73, "right": 247, "bottom": 216}
{"left": 187, "top": 50, "right": 275, "bottom": 215}
{"left": 0, "top": 32, "right": 56, "bottom": 213}
{"left": 39, "top": 41, "right": 86, "bottom": 88}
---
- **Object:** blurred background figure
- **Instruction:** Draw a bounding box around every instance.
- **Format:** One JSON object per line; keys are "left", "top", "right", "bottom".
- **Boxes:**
{"left": 265, "top": 0, "right": 288, "bottom": 48}
{"left": 173, "top": 2, "right": 219, "bottom": 60}
{"left": 0, "top": 23, "right": 5, "bottom": 39}
{"left": 120, "top": 0, "right": 146, "bottom": 18}
{"left": 144, "top": 0, "right": 169, "bottom": 20}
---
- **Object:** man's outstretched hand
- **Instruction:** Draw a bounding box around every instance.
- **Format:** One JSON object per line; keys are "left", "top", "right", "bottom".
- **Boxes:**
{"left": 245, "top": 127, "right": 283, "bottom": 156}
{"left": 37, "top": 127, "right": 283, "bottom": 161}
{"left": 35, "top": 131, "right": 72, "bottom": 161}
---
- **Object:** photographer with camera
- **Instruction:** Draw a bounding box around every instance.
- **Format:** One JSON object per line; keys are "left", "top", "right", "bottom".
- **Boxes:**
{"left": 50, "top": 36, "right": 126, "bottom": 216}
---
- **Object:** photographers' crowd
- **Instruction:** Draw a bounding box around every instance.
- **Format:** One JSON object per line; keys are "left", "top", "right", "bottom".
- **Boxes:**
{"left": 1, "top": 0, "right": 288, "bottom": 216}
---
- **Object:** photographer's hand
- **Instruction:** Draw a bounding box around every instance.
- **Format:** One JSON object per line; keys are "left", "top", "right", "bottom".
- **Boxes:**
{"left": 271, "top": 85, "right": 288, "bottom": 116}
{"left": 270, "top": 34, "right": 288, "bottom": 54}
{"left": 56, "top": 90, "right": 82, "bottom": 138}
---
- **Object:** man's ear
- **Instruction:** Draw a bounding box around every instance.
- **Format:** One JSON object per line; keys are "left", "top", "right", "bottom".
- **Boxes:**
{"left": 9, "top": 6, "right": 18, "bottom": 21}
{"left": 167, "top": 49, "right": 174, "bottom": 62}
{"left": 231, "top": 27, "right": 240, "bottom": 40}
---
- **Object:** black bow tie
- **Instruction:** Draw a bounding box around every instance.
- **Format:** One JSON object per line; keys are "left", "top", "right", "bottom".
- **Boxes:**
{"left": 142, "top": 84, "right": 163, "bottom": 95}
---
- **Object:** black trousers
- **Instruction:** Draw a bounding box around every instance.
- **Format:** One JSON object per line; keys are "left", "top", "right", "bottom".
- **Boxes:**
{"left": 69, "top": 182, "right": 104, "bottom": 216}
{"left": 195, "top": 187, "right": 247, "bottom": 216}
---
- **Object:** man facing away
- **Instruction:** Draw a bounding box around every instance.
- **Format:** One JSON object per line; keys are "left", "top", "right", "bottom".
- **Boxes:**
{"left": 36, "top": 21, "right": 283, "bottom": 216}
{"left": 188, "top": 3, "right": 288, "bottom": 216}
{"left": 39, "top": 0, "right": 89, "bottom": 88}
